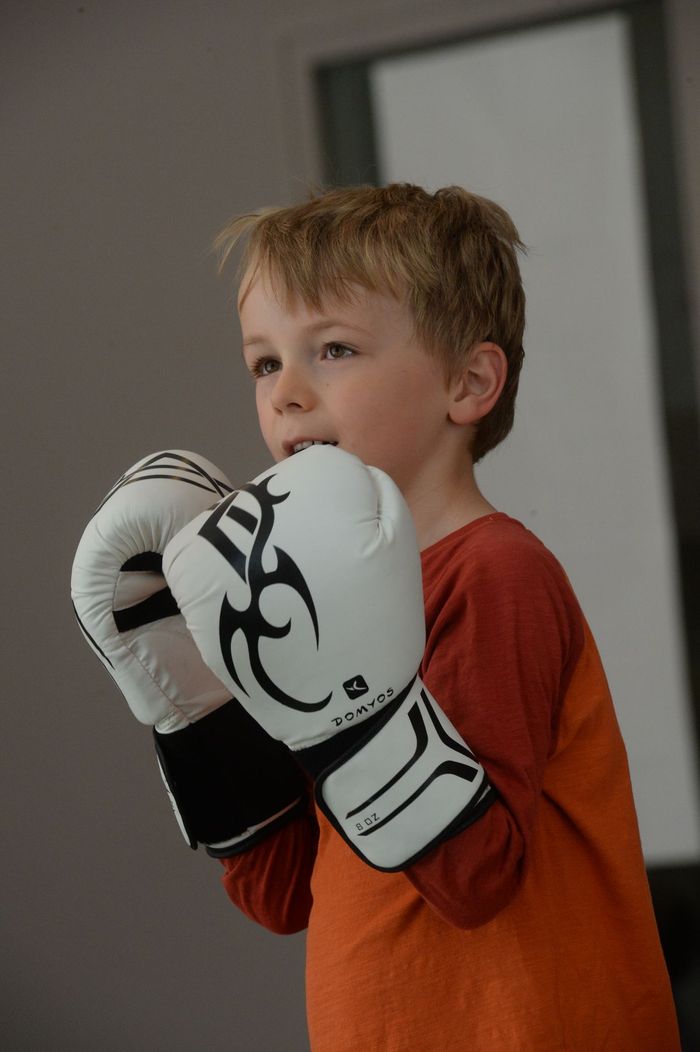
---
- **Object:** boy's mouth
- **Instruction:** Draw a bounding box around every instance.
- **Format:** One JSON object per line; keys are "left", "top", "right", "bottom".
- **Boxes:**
{"left": 286, "top": 439, "right": 338, "bottom": 456}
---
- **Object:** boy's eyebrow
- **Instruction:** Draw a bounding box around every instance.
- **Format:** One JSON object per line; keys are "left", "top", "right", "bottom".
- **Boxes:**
{"left": 241, "top": 336, "right": 271, "bottom": 350}
{"left": 242, "top": 319, "right": 372, "bottom": 349}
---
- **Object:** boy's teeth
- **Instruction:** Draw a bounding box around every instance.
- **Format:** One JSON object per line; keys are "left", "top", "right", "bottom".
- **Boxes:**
{"left": 292, "top": 440, "right": 336, "bottom": 454}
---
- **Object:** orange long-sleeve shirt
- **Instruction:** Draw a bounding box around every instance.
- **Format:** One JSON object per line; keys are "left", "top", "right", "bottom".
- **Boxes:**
{"left": 221, "top": 514, "right": 680, "bottom": 1050}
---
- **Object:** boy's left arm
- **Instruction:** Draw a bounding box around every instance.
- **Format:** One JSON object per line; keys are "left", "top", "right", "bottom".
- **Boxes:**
{"left": 404, "top": 542, "right": 583, "bottom": 929}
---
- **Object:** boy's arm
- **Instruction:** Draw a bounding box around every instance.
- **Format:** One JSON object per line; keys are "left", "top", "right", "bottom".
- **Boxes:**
{"left": 404, "top": 537, "right": 584, "bottom": 928}
{"left": 218, "top": 794, "right": 319, "bottom": 934}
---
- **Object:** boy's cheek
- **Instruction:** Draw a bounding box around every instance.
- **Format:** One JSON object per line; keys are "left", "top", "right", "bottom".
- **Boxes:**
{"left": 255, "top": 418, "right": 280, "bottom": 461}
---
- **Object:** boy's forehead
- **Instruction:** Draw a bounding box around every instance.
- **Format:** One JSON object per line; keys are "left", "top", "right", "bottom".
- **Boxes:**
{"left": 238, "top": 263, "right": 405, "bottom": 322}
{"left": 237, "top": 268, "right": 422, "bottom": 352}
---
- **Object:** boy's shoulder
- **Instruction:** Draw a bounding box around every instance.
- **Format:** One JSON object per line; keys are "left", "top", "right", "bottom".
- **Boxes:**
{"left": 421, "top": 514, "right": 585, "bottom": 662}
{"left": 421, "top": 512, "right": 575, "bottom": 604}
{"left": 423, "top": 511, "right": 556, "bottom": 566}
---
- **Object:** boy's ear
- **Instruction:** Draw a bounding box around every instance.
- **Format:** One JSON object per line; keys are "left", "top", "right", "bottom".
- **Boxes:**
{"left": 447, "top": 342, "right": 507, "bottom": 426}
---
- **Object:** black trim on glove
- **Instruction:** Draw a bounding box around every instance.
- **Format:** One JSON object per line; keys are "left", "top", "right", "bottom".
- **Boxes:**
{"left": 153, "top": 698, "right": 307, "bottom": 855}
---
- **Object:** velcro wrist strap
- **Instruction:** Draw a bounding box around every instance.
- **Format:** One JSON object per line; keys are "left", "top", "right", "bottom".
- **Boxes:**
{"left": 154, "top": 697, "right": 307, "bottom": 853}
{"left": 316, "top": 679, "right": 495, "bottom": 871}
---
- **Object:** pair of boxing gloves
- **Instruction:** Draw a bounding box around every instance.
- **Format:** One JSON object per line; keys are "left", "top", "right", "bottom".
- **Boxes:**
{"left": 71, "top": 446, "right": 494, "bottom": 871}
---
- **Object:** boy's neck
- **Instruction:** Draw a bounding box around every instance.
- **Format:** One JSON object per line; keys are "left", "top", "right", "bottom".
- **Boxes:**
{"left": 405, "top": 464, "right": 498, "bottom": 552}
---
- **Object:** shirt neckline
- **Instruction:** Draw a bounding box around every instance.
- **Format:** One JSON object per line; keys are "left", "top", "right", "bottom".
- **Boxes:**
{"left": 420, "top": 511, "right": 522, "bottom": 560}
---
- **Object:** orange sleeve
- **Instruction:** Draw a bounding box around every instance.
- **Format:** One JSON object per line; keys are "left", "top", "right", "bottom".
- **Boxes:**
{"left": 405, "top": 525, "right": 584, "bottom": 928}
{"left": 219, "top": 796, "right": 319, "bottom": 934}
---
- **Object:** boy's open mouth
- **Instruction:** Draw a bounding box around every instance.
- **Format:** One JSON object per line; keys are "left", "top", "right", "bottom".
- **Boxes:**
{"left": 289, "top": 440, "right": 338, "bottom": 456}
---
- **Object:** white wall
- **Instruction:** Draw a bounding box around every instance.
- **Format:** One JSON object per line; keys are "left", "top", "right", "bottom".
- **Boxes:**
{"left": 371, "top": 10, "right": 700, "bottom": 863}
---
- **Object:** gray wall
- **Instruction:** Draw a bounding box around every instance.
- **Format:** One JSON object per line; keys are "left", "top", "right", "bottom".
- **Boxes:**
{"left": 2, "top": 2, "right": 698, "bottom": 1050}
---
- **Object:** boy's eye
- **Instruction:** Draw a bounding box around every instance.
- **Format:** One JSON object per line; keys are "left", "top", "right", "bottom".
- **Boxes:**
{"left": 324, "top": 342, "right": 354, "bottom": 360}
{"left": 250, "top": 357, "right": 279, "bottom": 378}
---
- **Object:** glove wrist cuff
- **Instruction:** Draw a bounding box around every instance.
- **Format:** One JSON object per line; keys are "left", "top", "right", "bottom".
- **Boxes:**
{"left": 313, "top": 678, "right": 496, "bottom": 871}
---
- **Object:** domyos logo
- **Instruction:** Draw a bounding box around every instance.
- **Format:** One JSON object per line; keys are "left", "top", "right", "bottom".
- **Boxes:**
{"left": 333, "top": 684, "right": 394, "bottom": 727}
{"left": 343, "top": 675, "right": 369, "bottom": 699}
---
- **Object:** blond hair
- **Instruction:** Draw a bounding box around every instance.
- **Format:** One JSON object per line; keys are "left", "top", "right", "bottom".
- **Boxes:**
{"left": 215, "top": 183, "right": 525, "bottom": 462}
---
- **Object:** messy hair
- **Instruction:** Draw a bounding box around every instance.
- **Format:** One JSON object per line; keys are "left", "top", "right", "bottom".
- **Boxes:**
{"left": 214, "top": 183, "right": 525, "bottom": 462}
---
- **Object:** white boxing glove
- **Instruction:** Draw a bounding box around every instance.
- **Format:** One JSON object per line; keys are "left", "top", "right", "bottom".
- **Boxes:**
{"left": 71, "top": 450, "right": 306, "bottom": 855}
{"left": 163, "top": 445, "right": 494, "bottom": 871}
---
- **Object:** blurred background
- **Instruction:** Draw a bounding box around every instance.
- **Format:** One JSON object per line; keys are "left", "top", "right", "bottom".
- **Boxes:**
{"left": 2, "top": 1, "right": 698, "bottom": 1048}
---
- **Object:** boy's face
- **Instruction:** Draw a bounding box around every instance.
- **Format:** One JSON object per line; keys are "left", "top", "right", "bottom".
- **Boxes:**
{"left": 238, "top": 271, "right": 459, "bottom": 495}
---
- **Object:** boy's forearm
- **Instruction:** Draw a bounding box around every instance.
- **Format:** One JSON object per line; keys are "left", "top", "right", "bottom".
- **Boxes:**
{"left": 403, "top": 799, "right": 527, "bottom": 929}
{"left": 218, "top": 800, "right": 319, "bottom": 935}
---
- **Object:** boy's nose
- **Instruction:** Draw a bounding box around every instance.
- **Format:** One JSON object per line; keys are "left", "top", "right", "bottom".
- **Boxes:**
{"left": 270, "top": 363, "right": 315, "bottom": 413}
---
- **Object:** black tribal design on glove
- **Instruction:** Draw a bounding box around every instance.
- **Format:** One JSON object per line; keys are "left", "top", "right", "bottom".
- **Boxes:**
{"left": 96, "top": 451, "right": 232, "bottom": 513}
{"left": 198, "top": 475, "right": 332, "bottom": 713}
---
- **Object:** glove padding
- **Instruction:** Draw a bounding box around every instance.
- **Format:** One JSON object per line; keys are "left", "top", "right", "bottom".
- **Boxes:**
{"left": 163, "top": 445, "right": 494, "bottom": 870}
{"left": 71, "top": 450, "right": 306, "bottom": 855}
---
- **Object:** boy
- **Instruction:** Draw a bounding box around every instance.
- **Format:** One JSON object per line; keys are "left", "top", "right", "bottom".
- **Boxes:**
{"left": 72, "top": 184, "right": 680, "bottom": 1049}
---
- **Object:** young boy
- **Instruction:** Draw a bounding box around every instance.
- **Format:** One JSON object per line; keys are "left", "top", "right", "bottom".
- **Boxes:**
{"left": 210, "top": 183, "right": 680, "bottom": 1049}
{"left": 72, "top": 183, "right": 680, "bottom": 1050}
